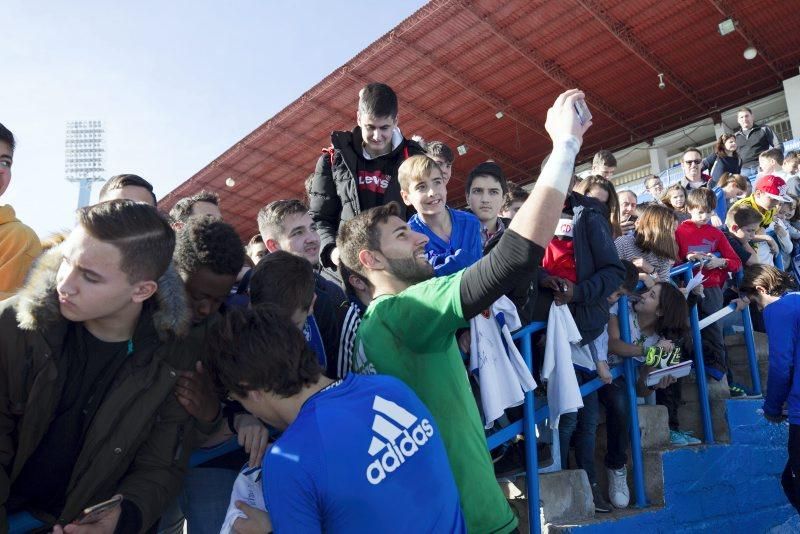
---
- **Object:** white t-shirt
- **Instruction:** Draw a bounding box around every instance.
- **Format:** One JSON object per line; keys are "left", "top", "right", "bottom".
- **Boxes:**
{"left": 608, "top": 301, "right": 660, "bottom": 367}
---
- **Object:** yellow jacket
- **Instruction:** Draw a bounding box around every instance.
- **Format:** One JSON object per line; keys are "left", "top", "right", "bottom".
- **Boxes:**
{"left": 0, "top": 205, "right": 41, "bottom": 300}
{"left": 730, "top": 194, "right": 777, "bottom": 228}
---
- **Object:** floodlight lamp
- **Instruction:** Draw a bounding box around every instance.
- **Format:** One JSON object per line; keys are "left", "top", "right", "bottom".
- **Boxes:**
{"left": 457, "top": 144, "right": 468, "bottom": 156}
{"left": 743, "top": 47, "right": 757, "bottom": 60}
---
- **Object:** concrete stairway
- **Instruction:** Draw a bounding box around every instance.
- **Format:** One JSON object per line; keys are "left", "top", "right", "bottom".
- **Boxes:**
{"left": 501, "top": 331, "right": 793, "bottom": 533}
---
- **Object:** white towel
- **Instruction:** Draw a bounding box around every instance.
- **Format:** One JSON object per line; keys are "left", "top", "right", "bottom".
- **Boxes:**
{"left": 469, "top": 296, "right": 537, "bottom": 429}
{"left": 220, "top": 463, "right": 267, "bottom": 534}
{"left": 543, "top": 303, "right": 583, "bottom": 429}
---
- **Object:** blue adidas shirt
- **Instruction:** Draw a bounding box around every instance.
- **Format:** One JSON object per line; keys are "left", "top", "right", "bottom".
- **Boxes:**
{"left": 261, "top": 373, "right": 466, "bottom": 533}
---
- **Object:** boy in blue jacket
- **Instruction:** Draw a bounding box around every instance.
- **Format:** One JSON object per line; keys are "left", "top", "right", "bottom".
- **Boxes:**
{"left": 741, "top": 264, "right": 800, "bottom": 512}
{"left": 401, "top": 155, "right": 483, "bottom": 276}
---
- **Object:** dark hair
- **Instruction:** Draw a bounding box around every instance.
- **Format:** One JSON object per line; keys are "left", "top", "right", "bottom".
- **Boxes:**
{"left": 426, "top": 141, "right": 454, "bottom": 164}
{"left": 358, "top": 83, "right": 398, "bottom": 119}
{"left": 740, "top": 264, "right": 796, "bottom": 297}
{"left": 337, "top": 202, "right": 401, "bottom": 276}
{"left": 76, "top": 200, "right": 175, "bottom": 283}
{"left": 620, "top": 260, "right": 639, "bottom": 293}
{"left": 714, "top": 134, "right": 737, "bottom": 158}
{"left": 716, "top": 173, "right": 748, "bottom": 191}
{"left": 592, "top": 150, "right": 617, "bottom": 168}
{"left": 726, "top": 204, "right": 762, "bottom": 229}
{"left": 338, "top": 261, "right": 372, "bottom": 299}
{"left": 760, "top": 148, "right": 784, "bottom": 165}
{"left": 0, "top": 123, "right": 15, "bottom": 152}
{"left": 206, "top": 305, "right": 322, "bottom": 398}
{"left": 249, "top": 250, "right": 315, "bottom": 315}
{"left": 99, "top": 174, "right": 157, "bottom": 205}
{"left": 169, "top": 190, "right": 220, "bottom": 223}
{"left": 683, "top": 147, "right": 703, "bottom": 160}
{"left": 257, "top": 199, "right": 309, "bottom": 242}
{"left": 466, "top": 161, "right": 508, "bottom": 195}
{"left": 502, "top": 183, "right": 529, "bottom": 211}
{"left": 686, "top": 188, "right": 716, "bottom": 211}
{"left": 655, "top": 282, "right": 690, "bottom": 340}
{"left": 573, "top": 175, "right": 622, "bottom": 237}
{"left": 174, "top": 215, "right": 244, "bottom": 278}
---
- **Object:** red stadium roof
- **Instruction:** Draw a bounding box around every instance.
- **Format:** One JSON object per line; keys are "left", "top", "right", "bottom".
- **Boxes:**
{"left": 160, "top": 0, "right": 800, "bottom": 238}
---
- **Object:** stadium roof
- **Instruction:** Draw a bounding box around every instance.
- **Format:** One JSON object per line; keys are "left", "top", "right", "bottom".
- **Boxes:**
{"left": 160, "top": 0, "right": 800, "bottom": 238}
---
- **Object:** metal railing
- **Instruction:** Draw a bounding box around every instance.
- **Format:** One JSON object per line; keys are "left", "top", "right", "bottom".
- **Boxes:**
{"left": 9, "top": 262, "right": 764, "bottom": 534}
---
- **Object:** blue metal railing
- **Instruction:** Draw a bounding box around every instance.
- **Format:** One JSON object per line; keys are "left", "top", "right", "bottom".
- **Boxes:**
{"left": 10, "top": 261, "right": 765, "bottom": 534}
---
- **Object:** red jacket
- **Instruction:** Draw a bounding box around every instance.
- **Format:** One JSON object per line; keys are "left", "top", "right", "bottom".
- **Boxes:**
{"left": 675, "top": 220, "right": 742, "bottom": 288}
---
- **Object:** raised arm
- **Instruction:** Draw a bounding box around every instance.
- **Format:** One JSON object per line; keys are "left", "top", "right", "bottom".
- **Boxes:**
{"left": 460, "top": 89, "right": 590, "bottom": 318}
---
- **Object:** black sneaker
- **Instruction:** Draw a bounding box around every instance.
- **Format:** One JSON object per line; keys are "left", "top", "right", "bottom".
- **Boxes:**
{"left": 591, "top": 483, "right": 613, "bottom": 513}
{"left": 493, "top": 442, "right": 526, "bottom": 480}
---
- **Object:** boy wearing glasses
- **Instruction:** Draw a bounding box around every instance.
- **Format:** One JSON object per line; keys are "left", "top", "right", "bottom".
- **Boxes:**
{"left": 0, "top": 123, "right": 41, "bottom": 300}
{"left": 679, "top": 148, "right": 712, "bottom": 191}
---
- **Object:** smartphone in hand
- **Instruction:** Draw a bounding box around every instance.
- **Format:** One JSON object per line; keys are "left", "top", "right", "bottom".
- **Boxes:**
{"left": 574, "top": 99, "right": 592, "bottom": 126}
{"left": 75, "top": 495, "right": 123, "bottom": 525}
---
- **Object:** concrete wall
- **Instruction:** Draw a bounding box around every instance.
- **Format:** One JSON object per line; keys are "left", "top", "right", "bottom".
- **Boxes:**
{"left": 562, "top": 399, "right": 794, "bottom": 533}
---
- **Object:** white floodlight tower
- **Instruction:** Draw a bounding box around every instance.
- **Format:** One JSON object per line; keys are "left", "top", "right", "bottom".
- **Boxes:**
{"left": 65, "top": 120, "right": 106, "bottom": 208}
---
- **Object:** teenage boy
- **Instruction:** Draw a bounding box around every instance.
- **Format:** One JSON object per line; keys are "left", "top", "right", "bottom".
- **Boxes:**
{"left": 308, "top": 83, "right": 424, "bottom": 272}
{"left": 169, "top": 190, "right": 223, "bottom": 226}
{"left": 249, "top": 250, "right": 344, "bottom": 378}
{"left": 734, "top": 107, "right": 783, "bottom": 176}
{"left": 425, "top": 140, "right": 455, "bottom": 183}
{"left": 0, "top": 200, "right": 209, "bottom": 532}
{"left": 98, "top": 174, "right": 157, "bottom": 206}
{"left": 341, "top": 88, "right": 593, "bottom": 533}
{"left": 500, "top": 183, "right": 529, "bottom": 220}
{"left": 578, "top": 150, "right": 617, "bottom": 180}
{"left": 618, "top": 190, "right": 638, "bottom": 234}
{"left": 784, "top": 152, "right": 800, "bottom": 196}
{"left": 675, "top": 189, "right": 742, "bottom": 380}
{"left": 0, "top": 123, "right": 41, "bottom": 301}
{"left": 166, "top": 216, "right": 268, "bottom": 534}
{"left": 401, "top": 155, "right": 482, "bottom": 276}
{"left": 679, "top": 148, "right": 711, "bottom": 191}
{"left": 245, "top": 234, "right": 267, "bottom": 265}
{"left": 730, "top": 174, "right": 791, "bottom": 230}
{"left": 537, "top": 172, "right": 625, "bottom": 513}
{"left": 206, "top": 305, "right": 466, "bottom": 533}
{"left": 758, "top": 148, "right": 785, "bottom": 179}
{"left": 466, "top": 161, "right": 509, "bottom": 247}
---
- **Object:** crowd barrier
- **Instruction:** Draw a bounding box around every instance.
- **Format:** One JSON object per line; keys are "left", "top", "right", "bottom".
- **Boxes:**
{"left": 8, "top": 261, "right": 763, "bottom": 534}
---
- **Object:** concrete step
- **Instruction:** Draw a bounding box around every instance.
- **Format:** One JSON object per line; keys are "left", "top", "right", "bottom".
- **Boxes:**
{"left": 545, "top": 505, "right": 666, "bottom": 533}
{"left": 726, "top": 332, "right": 769, "bottom": 394}
{"left": 502, "top": 470, "right": 594, "bottom": 528}
{"left": 678, "top": 372, "right": 731, "bottom": 442}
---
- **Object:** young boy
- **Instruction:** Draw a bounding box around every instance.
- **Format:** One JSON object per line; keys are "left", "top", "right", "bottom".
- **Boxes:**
{"left": 730, "top": 175, "right": 792, "bottom": 266}
{"left": 1, "top": 200, "right": 206, "bottom": 532}
{"left": 784, "top": 151, "right": 800, "bottom": 196}
{"left": 425, "top": 140, "right": 455, "bottom": 184}
{"left": 249, "top": 250, "right": 347, "bottom": 380}
{"left": 500, "top": 183, "right": 529, "bottom": 220}
{"left": 205, "top": 306, "right": 466, "bottom": 533}
{"left": 675, "top": 188, "right": 742, "bottom": 380}
{"left": 401, "top": 155, "right": 482, "bottom": 276}
{"left": 0, "top": 123, "right": 42, "bottom": 300}
{"left": 465, "top": 161, "right": 509, "bottom": 248}
{"left": 758, "top": 148, "right": 785, "bottom": 177}
{"left": 724, "top": 204, "right": 769, "bottom": 267}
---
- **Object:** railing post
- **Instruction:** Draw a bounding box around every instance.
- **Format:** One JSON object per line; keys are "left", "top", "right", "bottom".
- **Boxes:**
{"left": 682, "top": 269, "right": 715, "bottom": 444}
{"left": 617, "top": 296, "right": 648, "bottom": 508}
{"left": 736, "top": 270, "right": 762, "bottom": 396}
{"left": 519, "top": 332, "right": 541, "bottom": 534}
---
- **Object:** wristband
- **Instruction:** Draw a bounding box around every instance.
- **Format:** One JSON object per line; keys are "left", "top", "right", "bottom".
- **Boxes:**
{"left": 537, "top": 136, "right": 581, "bottom": 195}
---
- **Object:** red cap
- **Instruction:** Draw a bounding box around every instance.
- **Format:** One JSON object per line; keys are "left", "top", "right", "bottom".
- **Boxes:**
{"left": 755, "top": 175, "right": 792, "bottom": 202}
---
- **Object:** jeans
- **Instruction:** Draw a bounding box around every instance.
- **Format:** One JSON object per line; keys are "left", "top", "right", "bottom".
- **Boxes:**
{"left": 559, "top": 369, "right": 599, "bottom": 484}
{"left": 782, "top": 424, "right": 800, "bottom": 514}
{"left": 158, "top": 466, "right": 239, "bottom": 534}
{"left": 699, "top": 286, "right": 726, "bottom": 376}
{"left": 599, "top": 377, "right": 630, "bottom": 470}
{"left": 656, "top": 380, "right": 682, "bottom": 430}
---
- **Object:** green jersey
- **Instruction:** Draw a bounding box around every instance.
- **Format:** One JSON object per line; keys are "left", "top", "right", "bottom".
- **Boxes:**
{"left": 353, "top": 270, "right": 517, "bottom": 534}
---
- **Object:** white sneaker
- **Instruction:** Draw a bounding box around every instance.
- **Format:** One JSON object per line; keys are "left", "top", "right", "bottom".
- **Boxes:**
{"left": 607, "top": 466, "right": 630, "bottom": 508}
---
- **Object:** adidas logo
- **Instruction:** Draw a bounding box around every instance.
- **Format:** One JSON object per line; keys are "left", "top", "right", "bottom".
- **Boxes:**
{"left": 365, "top": 395, "right": 434, "bottom": 485}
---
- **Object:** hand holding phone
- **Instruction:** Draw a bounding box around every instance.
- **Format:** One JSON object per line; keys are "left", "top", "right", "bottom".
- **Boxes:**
{"left": 574, "top": 98, "right": 592, "bottom": 126}
{"left": 75, "top": 495, "right": 123, "bottom": 525}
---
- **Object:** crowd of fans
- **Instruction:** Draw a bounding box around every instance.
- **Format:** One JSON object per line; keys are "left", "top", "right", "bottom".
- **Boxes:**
{"left": 0, "top": 82, "right": 798, "bottom": 534}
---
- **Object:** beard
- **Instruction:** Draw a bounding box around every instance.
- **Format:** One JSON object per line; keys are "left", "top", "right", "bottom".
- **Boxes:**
{"left": 385, "top": 255, "right": 434, "bottom": 285}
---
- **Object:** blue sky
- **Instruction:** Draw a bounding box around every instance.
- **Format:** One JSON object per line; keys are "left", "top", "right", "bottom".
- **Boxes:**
{"left": 3, "top": 1, "right": 427, "bottom": 236}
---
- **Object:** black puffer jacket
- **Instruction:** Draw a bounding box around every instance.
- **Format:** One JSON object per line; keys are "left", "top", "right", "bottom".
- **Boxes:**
{"left": 308, "top": 127, "right": 424, "bottom": 268}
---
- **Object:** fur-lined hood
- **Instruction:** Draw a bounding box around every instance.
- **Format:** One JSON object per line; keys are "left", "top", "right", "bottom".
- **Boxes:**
{"left": 14, "top": 245, "right": 191, "bottom": 340}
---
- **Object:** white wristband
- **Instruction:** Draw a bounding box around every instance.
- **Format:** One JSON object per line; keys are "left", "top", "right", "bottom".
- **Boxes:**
{"left": 536, "top": 136, "right": 581, "bottom": 196}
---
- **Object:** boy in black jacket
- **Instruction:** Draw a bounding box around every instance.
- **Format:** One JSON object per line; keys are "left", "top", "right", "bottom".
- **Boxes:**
{"left": 308, "top": 82, "right": 424, "bottom": 272}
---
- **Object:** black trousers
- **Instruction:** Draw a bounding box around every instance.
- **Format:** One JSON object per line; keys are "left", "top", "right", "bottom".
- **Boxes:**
{"left": 782, "top": 424, "right": 800, "bottom": 514}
